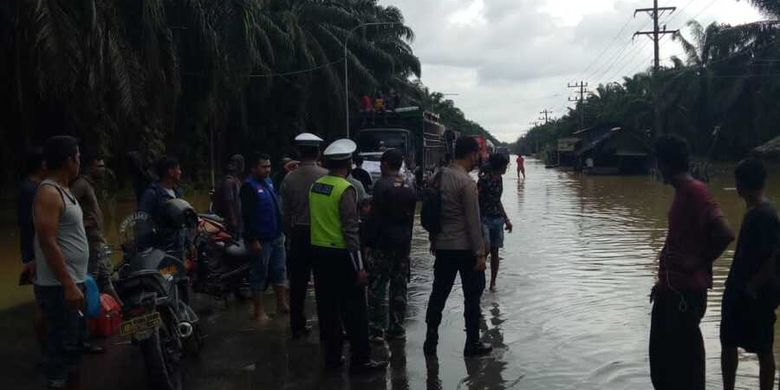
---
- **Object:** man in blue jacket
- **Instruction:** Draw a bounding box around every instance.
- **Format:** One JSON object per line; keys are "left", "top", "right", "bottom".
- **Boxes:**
{"left": 241, "top": 152, "right": 288, "bottom": 324}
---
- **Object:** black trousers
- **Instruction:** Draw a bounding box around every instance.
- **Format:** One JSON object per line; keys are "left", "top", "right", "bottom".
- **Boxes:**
{"left": 425, "top": 250, "right": 486, "bottom": 343}
{"left": 288, "top": 225, "right": 313, "bottom": 333}
{"left": 649, "top": 287, "right": 707, "bottom": 390}
{"left": 312, "top": 247, "right": 371, "bottom": 365}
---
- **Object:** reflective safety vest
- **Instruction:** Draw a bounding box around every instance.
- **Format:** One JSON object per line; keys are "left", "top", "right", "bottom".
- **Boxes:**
{"left": 309, "top": 175, "right": 353, "bottom": 249}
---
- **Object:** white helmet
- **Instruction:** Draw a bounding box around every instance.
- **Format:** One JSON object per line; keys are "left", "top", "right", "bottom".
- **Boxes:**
{"left": 323, "top": 139, "right": 357, "bottom": 161}
{"left": 294, "top": 132, "right": 324, "bottom": 147}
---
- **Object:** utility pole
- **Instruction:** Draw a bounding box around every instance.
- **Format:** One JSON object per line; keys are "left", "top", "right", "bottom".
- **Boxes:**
{"left": 529, "top": 121, "right": 541, "bottom": 153}
{"left": 539, "top": 109, "right": 553, "bottom": 125}
{"left": 634, "top": 0, "right": 679, "bottom": 72}
{"left": 568, "top": 81, "right": 588, "bottom": 130}
{"left": 634, "top": 0, "right": 679, "bottom": 136}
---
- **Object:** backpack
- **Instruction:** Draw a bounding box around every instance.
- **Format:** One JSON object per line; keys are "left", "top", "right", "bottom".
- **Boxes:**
{"left": 420, "top": 170, "right": 443, "bottom": 236}
{"left": 382, "top": 176, "right": 417, "bottom": 225}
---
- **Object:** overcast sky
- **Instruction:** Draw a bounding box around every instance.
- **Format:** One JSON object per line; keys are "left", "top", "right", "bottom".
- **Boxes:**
{"left": 379, "top": 0, "right": 765, "bottom": 142}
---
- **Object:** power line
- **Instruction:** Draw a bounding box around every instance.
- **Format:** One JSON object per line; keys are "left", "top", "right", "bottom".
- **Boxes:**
{"left": 247, "top": 58, "right": 345, "bottom": 78}
{"left": 579, "top": 16, "right": 638, "bottom": 78}
{"left": 594, "top": 37, "right": 654, "bottom": 83}
{"left": 690, "top": 0, "right": 720, "bottom": 20}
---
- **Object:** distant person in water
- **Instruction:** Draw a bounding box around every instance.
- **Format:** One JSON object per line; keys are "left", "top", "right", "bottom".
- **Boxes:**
{"left": 516, "top": 154, "right": 525, "bottom": 179}
{"left": 649, "top": 135, "right": 735, "bottom": 390}
{"left": 479, "top": 153, "right": 513, "bottom": 291}
{"left": 721, "top": 159, "right": 780, "bottom": 390}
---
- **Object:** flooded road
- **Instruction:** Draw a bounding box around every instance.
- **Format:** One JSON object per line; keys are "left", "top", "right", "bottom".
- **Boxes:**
{"left": 1, "top": 159, "right": 778, "bottom": 389}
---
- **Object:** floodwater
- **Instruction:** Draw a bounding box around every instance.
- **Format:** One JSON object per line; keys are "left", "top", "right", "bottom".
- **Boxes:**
{"left": 1, "top": 159, "right": 779, "bottom": 389}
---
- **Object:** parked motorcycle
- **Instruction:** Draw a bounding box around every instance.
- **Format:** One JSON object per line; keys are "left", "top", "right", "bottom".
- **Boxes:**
{"left": 191, "top": 214, "right": 252, "bottom": 302}
{"left": 115, "top": 199, "right": 203, "bottom": 390}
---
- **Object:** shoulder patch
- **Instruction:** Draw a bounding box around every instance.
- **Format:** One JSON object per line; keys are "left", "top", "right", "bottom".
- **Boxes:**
{"left": 311, "top": 182, "right": 334, "bottom": 196}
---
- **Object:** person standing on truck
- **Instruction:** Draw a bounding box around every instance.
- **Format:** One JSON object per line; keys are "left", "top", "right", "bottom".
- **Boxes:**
{"left": 309, "top": 139, "right": 388, "bottom": 373}
{"left": 373, "top": 91, "right": 386, "bottom": 125}
{"left": 279, "top": 133, "right": 327, "bottom": 339}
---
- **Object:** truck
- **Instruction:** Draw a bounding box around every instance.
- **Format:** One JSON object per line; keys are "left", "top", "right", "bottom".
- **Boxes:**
{"left": 355, "top": 107, "right": 452, "bottom": 189}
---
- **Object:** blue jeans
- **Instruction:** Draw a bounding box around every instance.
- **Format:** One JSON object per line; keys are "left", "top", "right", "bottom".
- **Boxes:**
{"left": 249, "top": 235, "right": 287, "bottom": 293}
{"left": 34, "top": 284, "right": 87, "bottom": 389}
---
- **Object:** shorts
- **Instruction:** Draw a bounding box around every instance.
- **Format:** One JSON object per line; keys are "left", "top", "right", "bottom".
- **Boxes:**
{"left": 482, "top": 216, "right": 505, "bottom": 249}
{"left": 249, "top": 235, "right": 287, "bottom": 293}
{"left": 34, "top": 284, "right": 87, "bottom": 389}
{"left": 720, "top": 285, "right": 777, "bottom": 354}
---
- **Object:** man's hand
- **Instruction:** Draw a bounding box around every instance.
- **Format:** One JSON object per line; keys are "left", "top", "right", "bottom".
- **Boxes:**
{"left": 64, "top": 282, "right": 85, "bottom": 311}
{"left": 505, "top": 219, "right": 513, "bottom": 233}
{"left": 24, "top": 261, "right": 37, "bottom": 276}
{"left": 355, "top": 270, "right": 369, "bottom": 287}
{"left": 249, "top": 240, "right": 262, "bottom": 254}
{"left": 474, "top": 256, "right": 487, "bottom": 272}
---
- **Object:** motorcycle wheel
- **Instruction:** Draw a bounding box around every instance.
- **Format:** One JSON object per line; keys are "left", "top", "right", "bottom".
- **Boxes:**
{"left": 140, "top": 326, "right": 183, "bottom": 390}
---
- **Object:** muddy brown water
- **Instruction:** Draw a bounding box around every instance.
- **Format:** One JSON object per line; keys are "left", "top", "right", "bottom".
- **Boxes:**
{"left": 0, "top": 160, "right": 778, "bottom": 389}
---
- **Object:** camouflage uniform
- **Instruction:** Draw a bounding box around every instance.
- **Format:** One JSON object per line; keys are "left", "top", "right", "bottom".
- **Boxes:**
{"left": 368, "top": 248, "right": 410, "bottom": 338}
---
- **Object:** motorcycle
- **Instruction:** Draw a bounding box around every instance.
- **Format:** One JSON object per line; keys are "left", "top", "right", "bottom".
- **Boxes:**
{"left": 115, "top": 199, "right": 203, "bottom": 390}
{"left": 190, "top": 214, "right": 252, "bottom": 302}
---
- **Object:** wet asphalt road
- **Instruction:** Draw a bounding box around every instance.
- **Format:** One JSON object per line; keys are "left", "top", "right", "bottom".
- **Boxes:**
{"left": 1, "top": 238, "right": 513, "bottom": 390}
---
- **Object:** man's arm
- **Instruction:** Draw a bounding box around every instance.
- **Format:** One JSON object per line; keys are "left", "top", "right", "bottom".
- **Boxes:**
{"left": 462, "top": 180, "right": 484, "bottom": 258}
{"left": 278, "top": 178, "right": 293, "bottom": 233}
{"left": 340, "top": 187, "right": 360, "bottom": 253}
{"left": 340, "top": 187, "right": 367, "bottom": 285}
{"left": 497, "top": 184, "right": 513, "bottom": 232}
{"left": 72, "top": 181, "right": 100, "bottom": 233}
{"left": 34, "top": 185, "right": 84, "bottom": 309}
{"left": 704, "top": 216, "right": 735, "bottom": 264}
{"left": 748, "top": 216, "right": 780, "bottom": 295}
{"left": 365, "top": 182, "right": 383, "bottom": 250}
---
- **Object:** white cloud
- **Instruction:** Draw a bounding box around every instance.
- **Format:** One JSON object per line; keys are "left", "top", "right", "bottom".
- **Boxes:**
{"left": 381, "top": 0, "right": 763, "bottom": 142}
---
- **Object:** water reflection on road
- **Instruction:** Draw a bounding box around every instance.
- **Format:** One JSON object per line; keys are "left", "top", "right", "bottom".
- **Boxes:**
{"left": 2, "top": 158, "right": 779, "bottom": 389}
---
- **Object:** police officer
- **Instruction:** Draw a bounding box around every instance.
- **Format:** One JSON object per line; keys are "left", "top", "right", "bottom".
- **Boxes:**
{"left": 309, "top": 139, "right": 388, "bottom": 373}
{"left": 279, "top": 133, "right": 327, "bottom": 339}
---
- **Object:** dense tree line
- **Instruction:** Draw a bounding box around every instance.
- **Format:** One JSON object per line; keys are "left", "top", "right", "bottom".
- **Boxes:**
{"left": 0, "top": 0, "right": 495, "bottom": 190}
{"left": 515, "top": 1, "right": 780, "bottom": 160}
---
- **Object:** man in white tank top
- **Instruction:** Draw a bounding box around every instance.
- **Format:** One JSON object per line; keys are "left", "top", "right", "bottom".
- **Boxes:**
{"left": 33, "top": 135, "right": 90, "bottom": 390}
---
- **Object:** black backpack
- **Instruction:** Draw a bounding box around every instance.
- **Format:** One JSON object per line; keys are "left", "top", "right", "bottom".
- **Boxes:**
{"left": 420, "top": 170, "right": 443, "bottom": 236}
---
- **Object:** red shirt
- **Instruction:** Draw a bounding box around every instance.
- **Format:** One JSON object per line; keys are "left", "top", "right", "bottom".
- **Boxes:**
{"left": 361, "top": 96, "right": 372, "bottom": 110}
{"left": 516, "top": 155, "right": 524, "bottom": 167}
{"left": 658, "top": 179, "right": 723, "bottom": 292}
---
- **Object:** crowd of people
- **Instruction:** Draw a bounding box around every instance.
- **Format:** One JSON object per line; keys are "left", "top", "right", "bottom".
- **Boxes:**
{"left": 360, "top": 90, "right": 402, "bottom": 127}
{"left": 17, "top": 131, "right": 779, "bottom": 390}
{"left": 17, "top": 133, "right": 516, "bottom": 388}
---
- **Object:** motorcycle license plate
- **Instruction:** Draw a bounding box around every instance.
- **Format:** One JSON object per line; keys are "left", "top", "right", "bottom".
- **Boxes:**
{"left": 120, "top": 312, "right": 162, "bottom": 336}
